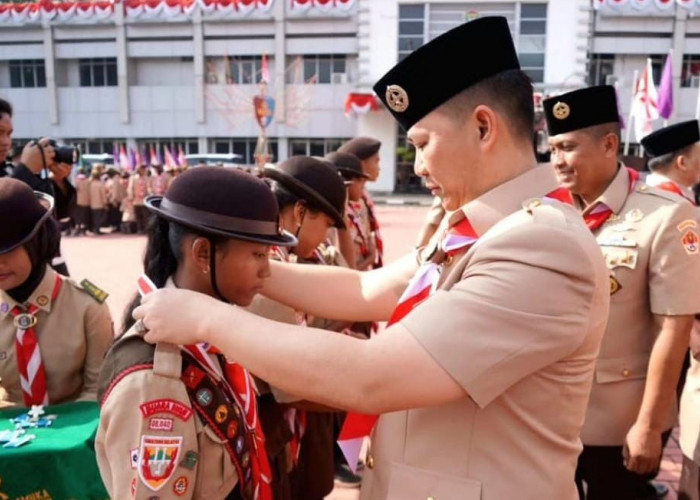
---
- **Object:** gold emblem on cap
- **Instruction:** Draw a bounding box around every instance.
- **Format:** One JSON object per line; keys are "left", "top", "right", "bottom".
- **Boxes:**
{"left": 386, "top": 85, "right": 409, "bottom": 113}
{"left": 552, "top": 101, "right": 570, "bottom": 120}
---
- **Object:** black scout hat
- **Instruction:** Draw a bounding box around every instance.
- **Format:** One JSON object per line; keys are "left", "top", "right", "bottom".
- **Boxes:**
{"left": 0, "top": 178, "right": 55, "bottom": 255}
{"left": 544, "top": 86, "right": 620, "bottom": 136}
{"left": 325, "top": 152, "right": 369, "bottom": 181}
{"left": 641, "top": 120, "right": 700, "bottom": 157}
{"left": 145, "top": 166, "right": 296, "bottom": 246}
{"left": 374, "top": 17, "right": 521, "bottom": 131}
{"left": 264, "top": 156, "right": 347, "bottom": 229}
{"left": 337, "top": 137, "right": 381, "bottom": 160}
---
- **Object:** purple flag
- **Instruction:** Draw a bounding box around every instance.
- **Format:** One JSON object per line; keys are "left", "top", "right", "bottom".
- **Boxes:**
{"left": 113, "top": 144, "right": 120, "bottom": 167}
{"left": 129, "top": 148, "right": 137, "bottom": 172}
{"left": 658, "top": 51, "right": 674, "bottom": 120}
{"left": 157, "top": 148, "right": 164, "bottom": 166}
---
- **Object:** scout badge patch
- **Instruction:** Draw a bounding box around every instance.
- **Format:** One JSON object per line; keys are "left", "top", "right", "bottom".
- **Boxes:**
{"left": 681, "top": 229, "right": 699, "bottom": 255}
{"left": 138, "top": 435, "right": 183, "bottom": 492}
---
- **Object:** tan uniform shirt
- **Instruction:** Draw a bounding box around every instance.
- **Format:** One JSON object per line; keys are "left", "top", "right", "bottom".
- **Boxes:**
{"left": 578, "top": 166, "right": 700, "bottom": 446}
{"left": 74, "top": 175, "right": 90, "bottom": 207}
{"left": 0, "top": 267, "right": 113, "bottom": 406}
{"left": 96, "top": 335, "right": 240, "bottom": 500}
{"left": 89, "top": 179, "right": 107, "bottom": 210}
{"left": 129, "top": 174, "right": 151, "bottom": 206}
{"left": 106, "top": 177, "right": 127, "bottom": 205}
{"left": 680, "top": 353, "right": 700, "bottom": 465}
{"left": 360, "top": 166, "right": 610, "bottom": 500}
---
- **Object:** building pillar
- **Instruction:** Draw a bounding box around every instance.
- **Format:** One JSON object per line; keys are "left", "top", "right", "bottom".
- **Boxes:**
{"left": 42, "top": 23, "right": 58, "bottom": 125}
{"left": 670, "top": 8, "right": 688, "bottom": 123}
{"left": 115, "top": 2, "right": 130, "bottom": 124}
{"left": 273, "top": 0, "right": 286, "bottom": 125}
{"left": 193, "top": 9, "right": 205, "bottom": 124}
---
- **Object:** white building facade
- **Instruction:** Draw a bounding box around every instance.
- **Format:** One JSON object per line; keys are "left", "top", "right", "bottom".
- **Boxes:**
{"left": 0, "top": 0, "right": 587, "bottom": 192}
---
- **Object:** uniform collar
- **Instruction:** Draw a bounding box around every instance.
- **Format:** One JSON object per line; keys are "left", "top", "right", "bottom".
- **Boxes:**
{"left": 447, "top": 165, "right": 560, "bottom": 237}
{"left": 646, "top": 171, "right": 696, "bottom": 200}
{"left": 579, "top": 164, "right": 630, "bottom": 217}
{"left": 0, "top": 266, "right": 59, "bottom": 317}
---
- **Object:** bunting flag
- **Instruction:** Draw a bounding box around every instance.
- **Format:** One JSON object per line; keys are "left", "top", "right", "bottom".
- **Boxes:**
{"left": 164, "top": 146, "right": 177, "bottom": 169}
{"left": 344, "top": 93, "right": 379, "bottom": 117}
{"left": 150, "top": 145, "right": 159, "bottom": 167}
{"left": 119, "top": 144, "right": 130, "bottom": 170}
{"left": 261, "top": 53, "right": 270, "bottom": 84}
{"left": 178, "top": 146, "right": 187, "bottom": 168}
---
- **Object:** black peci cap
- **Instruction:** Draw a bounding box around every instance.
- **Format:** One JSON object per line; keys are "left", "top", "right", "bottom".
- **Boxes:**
{"left": 544, "top": 86, "right": 620, "bottom": 136}
{"left": 641, "top": 120, "right": 700, "bottom": 158}
{"left": 373, "top": 17, "right": 521, "bottom": 131}
{"left": 145, "top": 166, "right": 296, "bottom": 246}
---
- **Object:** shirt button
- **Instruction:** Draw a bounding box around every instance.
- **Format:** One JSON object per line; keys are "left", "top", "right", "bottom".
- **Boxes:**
{"left": 622, "top": 369, "right": 630, "bottom": 377}
{"left": 366, "top": 455, "right": 375, "bottom": 469}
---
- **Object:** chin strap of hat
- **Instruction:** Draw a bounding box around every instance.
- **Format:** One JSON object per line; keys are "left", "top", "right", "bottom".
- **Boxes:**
{"left": 208, "top": 238, "right": 230, "bottom": 304}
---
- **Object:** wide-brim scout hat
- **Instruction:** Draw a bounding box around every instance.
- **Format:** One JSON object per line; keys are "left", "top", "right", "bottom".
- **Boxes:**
{"left": 543, "top": 86, "right": 620, "bottom": 136}
{"left": 641, "top": 120, "right": 700, "bottom": 158}
{"left": 0, "top": 178, "right": 55, "bottom": 255}
{"left": 145, "top": 166, "right": 296, "bottom": 246}
{"left": 325, "top": 152, "right": 370, "bottom": 181}
{"left": 337, "top": 137, "right": 381, "bottom": 160}
{"left": 263, "top": 156, "right": 347, "bottom": 229}
{"left": 374, "top": 17, "right": 521, "bottom": 131}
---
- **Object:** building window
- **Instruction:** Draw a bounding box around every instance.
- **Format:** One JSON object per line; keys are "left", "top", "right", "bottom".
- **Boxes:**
{"left": 588, "top": 54, "right": 615, "bottom": 86}
{"left": 292, "top": 55, "right": 347, "bottom": 84}
{"left": 649, "top": 55, "right": 664, "bottom": 86}
{"left": 287, "top": 138, "right": 349, "bottom": 157}
{"left": 9, "top": 60, "right": 46, "bottom": 88}
{"left": 519, "top": 3, "right": 547, "bottom": 83}
{"left": 399, "top": 4, "right": 425, "bottom": 62}
{"left": 64, "top": 138, "right": 125, "bottom": 155}
{"left": 79, "top": 58, "right": 118, "bottom": 87}
{"left": 681, "top": 55, "right": 700, "bottom": 88}
{"left": 229, "top": 56, "right": 264, "bottom": 85}
{"left": 211, "top": 138, "right": 278, "bottom": 164}
{"left": 395, "top": 127, "right": 425, "bottom": 194}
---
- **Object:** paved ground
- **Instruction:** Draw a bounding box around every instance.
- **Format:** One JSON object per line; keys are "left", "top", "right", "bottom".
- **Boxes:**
{"left": 60, "top": 204, "right": 682, "bottom": 499}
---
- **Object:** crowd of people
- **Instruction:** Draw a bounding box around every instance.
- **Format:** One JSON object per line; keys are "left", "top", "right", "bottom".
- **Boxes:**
{"left": 0, "top": 15, "right": 699, "bottom": 500}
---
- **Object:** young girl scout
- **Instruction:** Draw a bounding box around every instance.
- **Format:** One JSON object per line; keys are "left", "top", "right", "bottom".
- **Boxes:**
{"left": 0, "top": 178, "right": 113, "bottom": 408}
{"left": 95, "top": 167, "right": 296, "bottom": 500}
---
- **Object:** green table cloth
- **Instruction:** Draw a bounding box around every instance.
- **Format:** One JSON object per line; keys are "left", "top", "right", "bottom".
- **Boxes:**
{"left": 0, "top": 401, "right": 108, "bottom": 500}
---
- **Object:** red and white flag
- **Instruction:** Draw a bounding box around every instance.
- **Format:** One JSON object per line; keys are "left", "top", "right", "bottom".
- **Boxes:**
{"left": 631, "top": 58, "right": 659, "bottom": 141}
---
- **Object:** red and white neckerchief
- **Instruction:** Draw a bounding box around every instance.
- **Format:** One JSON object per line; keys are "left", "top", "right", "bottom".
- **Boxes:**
{"left": 646, "top": 172, "right": 697, "bottom": 206}
{"left": 135, "top": 176, "right": 148, "bottom": 200}
{"left": 153, "top": 174, "right": 168, "bottom": 197}
{"left": 362, "top": 192, "right": 384, "bottom": 269}
{"left": 136, "top": 274, "right": 273, "bottom": 499}
{"left": 583, "top": 167, "right": 640, "bottom": 231}
{"left": 10, "top": 274, "right": 63, "bottom": 407}
{"left": 347, "top": 201, "right": 370, "bottom": 258}
{"left": 337, "top": 186, "right": 574, "bottom": 472}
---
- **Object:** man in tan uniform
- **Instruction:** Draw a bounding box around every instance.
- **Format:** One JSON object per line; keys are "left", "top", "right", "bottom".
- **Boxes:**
{"left": 544, "top": 86, "right": 700, "bottom": 500}
{"left": 641, "top": 120, "right": 700, "bottom": 205}
{"left": 134, "top": 18, "right": 610, "bottom": 500}
{"left": 680, "top": 321, "right": 700, "bottom": 499}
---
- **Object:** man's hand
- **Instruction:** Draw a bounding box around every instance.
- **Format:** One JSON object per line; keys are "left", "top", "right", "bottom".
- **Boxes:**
{"left": 20, "top": 138, "right": 55, "bottom": 174}
{"left": 50, "top": 162, "right": 72, "bottom": 181}
{"left": 623, "top": 422, "right": 663, "bottom": 475}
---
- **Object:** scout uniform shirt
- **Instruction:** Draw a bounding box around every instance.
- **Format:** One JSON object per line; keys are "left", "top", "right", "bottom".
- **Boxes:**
{"left": 0, "top": 266, "right": 113, "bottom": 405}
{"left": 680, "top": 353, "right": 700, "bottom": 466}
{"left": 360, "top": 166, "right": 610, "bottom": 500}
{"left": 577, "top": 165, "right": 700, "bottom": 446}
{"left": 88, "top": 179, "right": 107, "bottom": 210}
{"left": 646, "top": 171, "right": 697, "bottom": 205}
{"left": 74, "top": 174, "right": 90, "bottom": 209}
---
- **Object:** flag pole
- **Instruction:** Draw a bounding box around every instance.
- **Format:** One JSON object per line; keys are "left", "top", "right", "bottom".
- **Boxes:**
{"left": 624, "top": 70, "right": 639, "bottom": 156}
{"left": 695, "top": 81, "right": 700, "bottom": 120}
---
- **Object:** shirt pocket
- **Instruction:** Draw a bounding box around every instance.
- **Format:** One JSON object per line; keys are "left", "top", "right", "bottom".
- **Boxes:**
{"left": 194, "top": 421, "right": 239, "bottom": 498}
{"left": 387, "top": 462, "right": 482, "bottom": 500}
{"left": 595, "top": 353, "right": 649, "bottom": 384}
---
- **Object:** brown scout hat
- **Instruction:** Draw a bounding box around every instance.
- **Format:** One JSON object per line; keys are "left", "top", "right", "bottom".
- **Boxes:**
{"left": 263, "top": 156, "right": 347, "bottom": 229}
{"left": 0, "top": 178, "right": 55, "bottom": 255}
{"left": 145, "top": 166, "right": 296, "bottom": 247}
{"left": 325, "top": 152, "right": 370, "bottom": 181}
{"left": 337, "top": 137, "right": 381, "bottom": 160}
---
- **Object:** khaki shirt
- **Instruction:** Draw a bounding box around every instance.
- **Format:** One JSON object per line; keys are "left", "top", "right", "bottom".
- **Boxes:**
{"left": 360, "top": 166, "right": 609, "bottom": 500}
{"left": 680, "top": 353, "right": 700, "bottom": 465}
{"left": 128, "top": 175, "right": 151, "bottom": 206}
{"left": 96, "top": 336, "right": 240, "bottom": 500}
{"left": 0, "top": 266, "right": 113, "bottom": 406}
{"left": 75, "top": 176, "right": 90, "bottom": 207}
{"left": 89, "top": 179, "right": 107, "bottom": 210}
{"left": 578, "top": 166, "right": 700, "bottom": 445}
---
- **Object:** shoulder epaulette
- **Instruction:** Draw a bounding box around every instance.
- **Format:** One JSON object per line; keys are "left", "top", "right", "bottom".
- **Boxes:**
{"left": 77, "top": 278, "right": 109, "bottom": 304}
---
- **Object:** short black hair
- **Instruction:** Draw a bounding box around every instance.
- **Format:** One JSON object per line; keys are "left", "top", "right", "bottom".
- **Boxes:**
{"left": 0, "top": 98, "right": 12, "bottom": 119}
{"left": 647, "top": 144, "right": 693, "bottom": 172}
{"left": 436, "top": 69, "right": 535, "bottom": 142}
